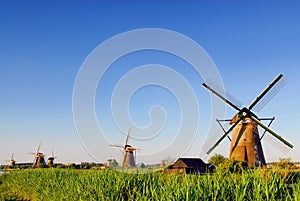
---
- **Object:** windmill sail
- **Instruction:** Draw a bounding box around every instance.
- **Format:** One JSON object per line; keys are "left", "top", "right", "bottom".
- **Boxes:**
{"left": 249, "top": 74, "right": 288, "bottom": 112}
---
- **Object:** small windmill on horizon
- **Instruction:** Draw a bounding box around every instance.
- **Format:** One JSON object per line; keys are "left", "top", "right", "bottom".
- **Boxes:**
{"left": 29, "top": 141, "right": 46, "bottom": 168}
{"left": 110, "top": 128, "right": 140, "bottom": 167}
{"left": 47, "top": 149, "right": 57, "bottom": 167}
{"left": 5, "top": 153, "right": 16, "bottom": 167}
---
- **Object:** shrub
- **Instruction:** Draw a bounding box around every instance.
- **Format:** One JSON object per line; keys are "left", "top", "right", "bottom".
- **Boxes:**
{"left": 208, "top": 153, "right": 226, "bottom": 166}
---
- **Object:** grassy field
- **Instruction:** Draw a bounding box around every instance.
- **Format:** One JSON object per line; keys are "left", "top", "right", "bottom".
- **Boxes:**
{"left": 0, "top": 168, "right": 299, "bottom": 201}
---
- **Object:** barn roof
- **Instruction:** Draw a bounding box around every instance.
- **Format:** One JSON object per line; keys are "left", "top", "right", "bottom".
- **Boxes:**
{"left": 173, "top": 158, "right": 206, "bottom": 168}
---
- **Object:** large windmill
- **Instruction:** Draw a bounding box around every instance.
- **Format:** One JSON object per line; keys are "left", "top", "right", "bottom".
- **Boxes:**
{"left": 110, "top": 128, "right": 140, "bottom": 167}
{"left": 29, "top": 141, "right": 46, "bottom": 168}
{"left": 202, "top": 74, "right": 293, "bottom": 167}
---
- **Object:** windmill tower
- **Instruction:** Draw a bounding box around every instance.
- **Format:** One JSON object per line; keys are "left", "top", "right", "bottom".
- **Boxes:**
{"left": 110, "top": 128, "right": 140, "bottom": 167}
{"left": 47, "top": 149, "right": 57, "bottom": 167}
{"left": 202, "top": 74, "right": 293, "bottom": 167}
{"left": 29, "top": 142, "right": 46, "bottom": 168}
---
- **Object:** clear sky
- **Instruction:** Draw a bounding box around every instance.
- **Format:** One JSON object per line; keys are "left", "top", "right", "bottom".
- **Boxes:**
{"left": 0, "top": 1, "right": 299, "bottom": 165}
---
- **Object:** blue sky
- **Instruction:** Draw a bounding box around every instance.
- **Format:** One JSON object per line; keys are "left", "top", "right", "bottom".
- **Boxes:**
{"left": 0, "top": 1, "right": 299, "bottom": 165}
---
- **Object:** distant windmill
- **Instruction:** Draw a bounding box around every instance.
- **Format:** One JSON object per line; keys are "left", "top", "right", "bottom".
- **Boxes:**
{"left": 202, "top": 74, "right": 293, "bottom": 167}
{"left": 5, "top": 153, "right": 16, "bottom": 167}
{"left": 29, "top": 141, "right": 46, "bottom": 168}
{"left": 47, "top": 149, "right": 57, "bottom": 167}
{"left": 110, "top": 128, "right": 140, "bottom": 167}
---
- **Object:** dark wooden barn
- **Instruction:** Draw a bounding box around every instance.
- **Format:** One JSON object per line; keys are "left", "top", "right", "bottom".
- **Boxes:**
{"left": 164, "top": 158, "right": 214, "bottom": 174}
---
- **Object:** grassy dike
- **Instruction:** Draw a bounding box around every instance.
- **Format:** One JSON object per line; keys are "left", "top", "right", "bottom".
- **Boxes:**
{"left": 0, "top": 168, "right": 299, "bottom": 201}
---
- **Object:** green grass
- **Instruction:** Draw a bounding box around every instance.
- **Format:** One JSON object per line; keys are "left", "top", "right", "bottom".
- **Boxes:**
{"left": 0, "top": 168, "right": 299, "bottom": 201}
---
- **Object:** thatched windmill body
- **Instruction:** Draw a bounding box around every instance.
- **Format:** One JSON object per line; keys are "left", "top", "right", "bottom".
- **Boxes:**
{"left": 29, "top": 142, "right": 46, "bottom": 168}
{"left": 110, "top": 129, "right": 140, "bottom": 167}
{"left": 203, "top": 74, "right": 293, "bottom": 167}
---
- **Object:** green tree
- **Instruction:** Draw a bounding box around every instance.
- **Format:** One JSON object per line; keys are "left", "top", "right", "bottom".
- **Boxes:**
{"left": 208, "top": 153, "right": 226, "bottom": 166}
